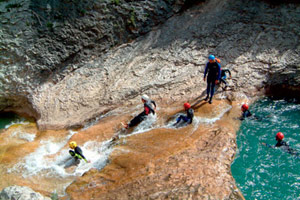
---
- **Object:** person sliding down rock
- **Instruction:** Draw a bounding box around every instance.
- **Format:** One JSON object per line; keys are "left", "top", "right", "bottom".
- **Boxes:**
{"left": 112, "top": 95, "right": 156, "bottom": 141}
{"left": 122, "top": 94, "right": 156, "bottom": 129}
{"left": 173, "top": 102, "right": 194, "bottom": 127}
{"left": 69, "top": 141, "right": 90, "bottom": 163}
{"left": 203, "top": 55, "right": 221, "bottom": 104}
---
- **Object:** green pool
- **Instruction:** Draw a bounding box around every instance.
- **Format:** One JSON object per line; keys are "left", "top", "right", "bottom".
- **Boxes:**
{"left": 232, "top": 98, "right": 300, "bottom": 200}
{"left": 0, "top": 112, "right": 19, "bottom": 130}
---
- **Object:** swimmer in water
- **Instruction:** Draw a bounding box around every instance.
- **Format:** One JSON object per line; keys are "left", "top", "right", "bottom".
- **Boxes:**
{"left": 262, "top": 132, "right": 300, "bottom": 157}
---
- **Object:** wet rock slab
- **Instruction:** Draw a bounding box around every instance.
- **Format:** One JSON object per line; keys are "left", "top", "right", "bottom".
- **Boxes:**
{"left": 66, "top": 100, "right": 245, "bottom": 199}
{"left": 0, "top": 186, "right": 50, "bottom": 200}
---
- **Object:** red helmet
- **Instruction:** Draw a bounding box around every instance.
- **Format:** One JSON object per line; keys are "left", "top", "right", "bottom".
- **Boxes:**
{"left": 276, "top": 132, "right": 284, "bottom": 141}
{"left": 184, "top": 102, "right": 191, "bottom": 110}
{"left": 241, "top": 104, "right": 249, "bottom": 111}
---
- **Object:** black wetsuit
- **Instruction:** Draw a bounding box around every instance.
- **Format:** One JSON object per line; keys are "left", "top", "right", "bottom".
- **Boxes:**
{"left": 275, "top": 140, "right": 299, "bottom": 156}
{"left": 220, "top": 69, "right": 231, "bottom": 86}
{"left": 128, "top": 100, "right": 156, "bottom": 128}
{"left": 240, "top": 110, "right": 252, "bottom": 120}
{"left": 176, "top": 108, "right": 194, "bottom": 124}
{"left": 275, "top": 140, "right": 288, "bottom": 147}
{"left": 264, "top": 140, "right": 299, "bottom": 157}
{"left": 204, "top": 62, "right": 221, "bottom": 99}
{"left": 69, "top": 146, "right": 87, "bottom": 160}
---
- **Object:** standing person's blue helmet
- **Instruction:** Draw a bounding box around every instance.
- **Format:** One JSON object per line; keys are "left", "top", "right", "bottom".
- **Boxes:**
{"left": 208, "top": 55, "right": 215, "bottom": 60}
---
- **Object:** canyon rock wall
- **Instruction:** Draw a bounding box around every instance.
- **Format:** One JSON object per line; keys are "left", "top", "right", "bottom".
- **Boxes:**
{"left": 1, "top": 0, "right": 299, "bottom": 129}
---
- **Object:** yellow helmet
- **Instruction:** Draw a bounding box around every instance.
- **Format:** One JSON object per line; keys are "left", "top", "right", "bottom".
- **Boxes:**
{"left": 69, "top": 141, "right": 77, "bottom": 149}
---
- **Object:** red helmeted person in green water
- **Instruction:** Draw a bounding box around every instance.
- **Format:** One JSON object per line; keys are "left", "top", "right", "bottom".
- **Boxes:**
{"left": 263, "top": 132, "right": 299, "bottom": 158}
{"left": 240, "top": 103, "right": 252, "bottom": 120}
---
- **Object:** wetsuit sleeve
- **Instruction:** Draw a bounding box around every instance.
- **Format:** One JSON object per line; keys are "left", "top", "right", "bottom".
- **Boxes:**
{"left": 223, "top": 69, "right": 231, "bottom": 76}
{"left": 263, "top": 143, "right": 274, "bottom": 148}
{"left": 247, "top": 110, "right": 252, "bottom": 117}
{"left": 144, "top": 106, "right": 150, "bottom": 115}
{"left": 204, "top": 63, "right": 209, "bottom": 78}
{"left": 75, "top": 147, "right": 86, "bottom": 160}
{"left": 239, "top": 111, "right": 247, "bottom": 120}
{"left": 242, "top": 112, "right": 246, "bottom": 119}
{"left": 189, "top": 109, "right": 194, "bottom": 124}
{"left": 227, "top": 69, "right": 231, "bottom": 77}
{"left": 217, "top": 63, "right": 221, "bottom": 80}
{"left": 151, "top": 100, "right": 156, "bottom": 109}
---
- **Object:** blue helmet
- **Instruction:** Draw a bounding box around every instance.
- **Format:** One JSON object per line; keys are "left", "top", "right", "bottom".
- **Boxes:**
{"left": 208, "top": 55, "right": 215, "bottom": 60}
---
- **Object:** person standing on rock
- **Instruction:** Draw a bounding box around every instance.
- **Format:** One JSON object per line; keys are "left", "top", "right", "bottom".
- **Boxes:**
{"left": 203, "top": 55, "right": 221, "bottom": 104}
{"left": 122, "top": 94, "right": 156, "bottom": 129}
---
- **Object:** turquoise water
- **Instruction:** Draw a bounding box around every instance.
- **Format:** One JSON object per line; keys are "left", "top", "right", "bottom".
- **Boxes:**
{"left": 0, "top": 112, "right": 18, "bottom": 130}
{"left": 232, "top": 98, "right": 300, "bottom": 200}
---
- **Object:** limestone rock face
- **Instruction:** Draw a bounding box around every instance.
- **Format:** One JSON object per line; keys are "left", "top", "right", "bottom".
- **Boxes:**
{"left": 0, "top": 0, "right": 196, "bottom": 118}
{"left": 0, "top": 186, "right": 50, "bottom": 200}
{"left": 1, "top": 0, "right": 300, "bottom": 130}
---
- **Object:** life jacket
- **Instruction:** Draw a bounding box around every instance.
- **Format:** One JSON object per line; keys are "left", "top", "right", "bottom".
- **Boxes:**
{"left": 69, "top": 150, "right": 83, "bottom": 160}
{"left": 215, "top": 58, "right": 221, "bottom": 63}
{"left": 144, "top": 100, "right": 155, "bottom": 115}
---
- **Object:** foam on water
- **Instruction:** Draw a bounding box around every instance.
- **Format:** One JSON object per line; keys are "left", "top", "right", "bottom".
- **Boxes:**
{"left": 4, "top": 118, "right": 29, "bottom": 129}
{"left": 195, "top": 104, "right": 232, "bottom": 124}
{"left": 11, "top": 130, "right": 36, "bottom": 142}
{"left": 117, "top": 113, "right": 158, "bottom": 140}
{"left": 165, "top": 103, "right": 232, "bottom": 129}
{"left": 10, "top": 134, "right": 113, "bottom": 178}
{"left": 10, "top": 136, "right": 73, "bottom": 177}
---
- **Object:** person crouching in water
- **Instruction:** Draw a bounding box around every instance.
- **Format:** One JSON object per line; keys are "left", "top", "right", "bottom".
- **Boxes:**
{"left": 123, "top": 94, "right": 156, "bottom": 129}
{"left": 69, "top": 141, "right": 89, "bottom": 163}
{"left": 240, "top": 103, "right": 252, "bottom": 120}
{"left": 174, "top": 102, "right": 194, "bottom": 126}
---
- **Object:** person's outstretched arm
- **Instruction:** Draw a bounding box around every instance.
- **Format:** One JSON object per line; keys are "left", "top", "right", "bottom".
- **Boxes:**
{"left": 204, "top": 63, "right": 209, "bottom": 80}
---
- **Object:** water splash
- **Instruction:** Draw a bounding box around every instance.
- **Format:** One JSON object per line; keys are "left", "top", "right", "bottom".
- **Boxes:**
{"left": 117, "top": 113, "right": 158, "bottom": 139}
{"left": 165, "top": 104, "right": 232, "bottom": 128}
{"left": 8, "top": 129, "right": 114, "bottom": 179}
{"left": 195, "top": 104, "right": 232, "bottom": 124}
{"left": 10, "top": 129, "right": 36, "bottom": 142}
{"left": 4, "top": 118, "right": 29, "bottom": 129}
